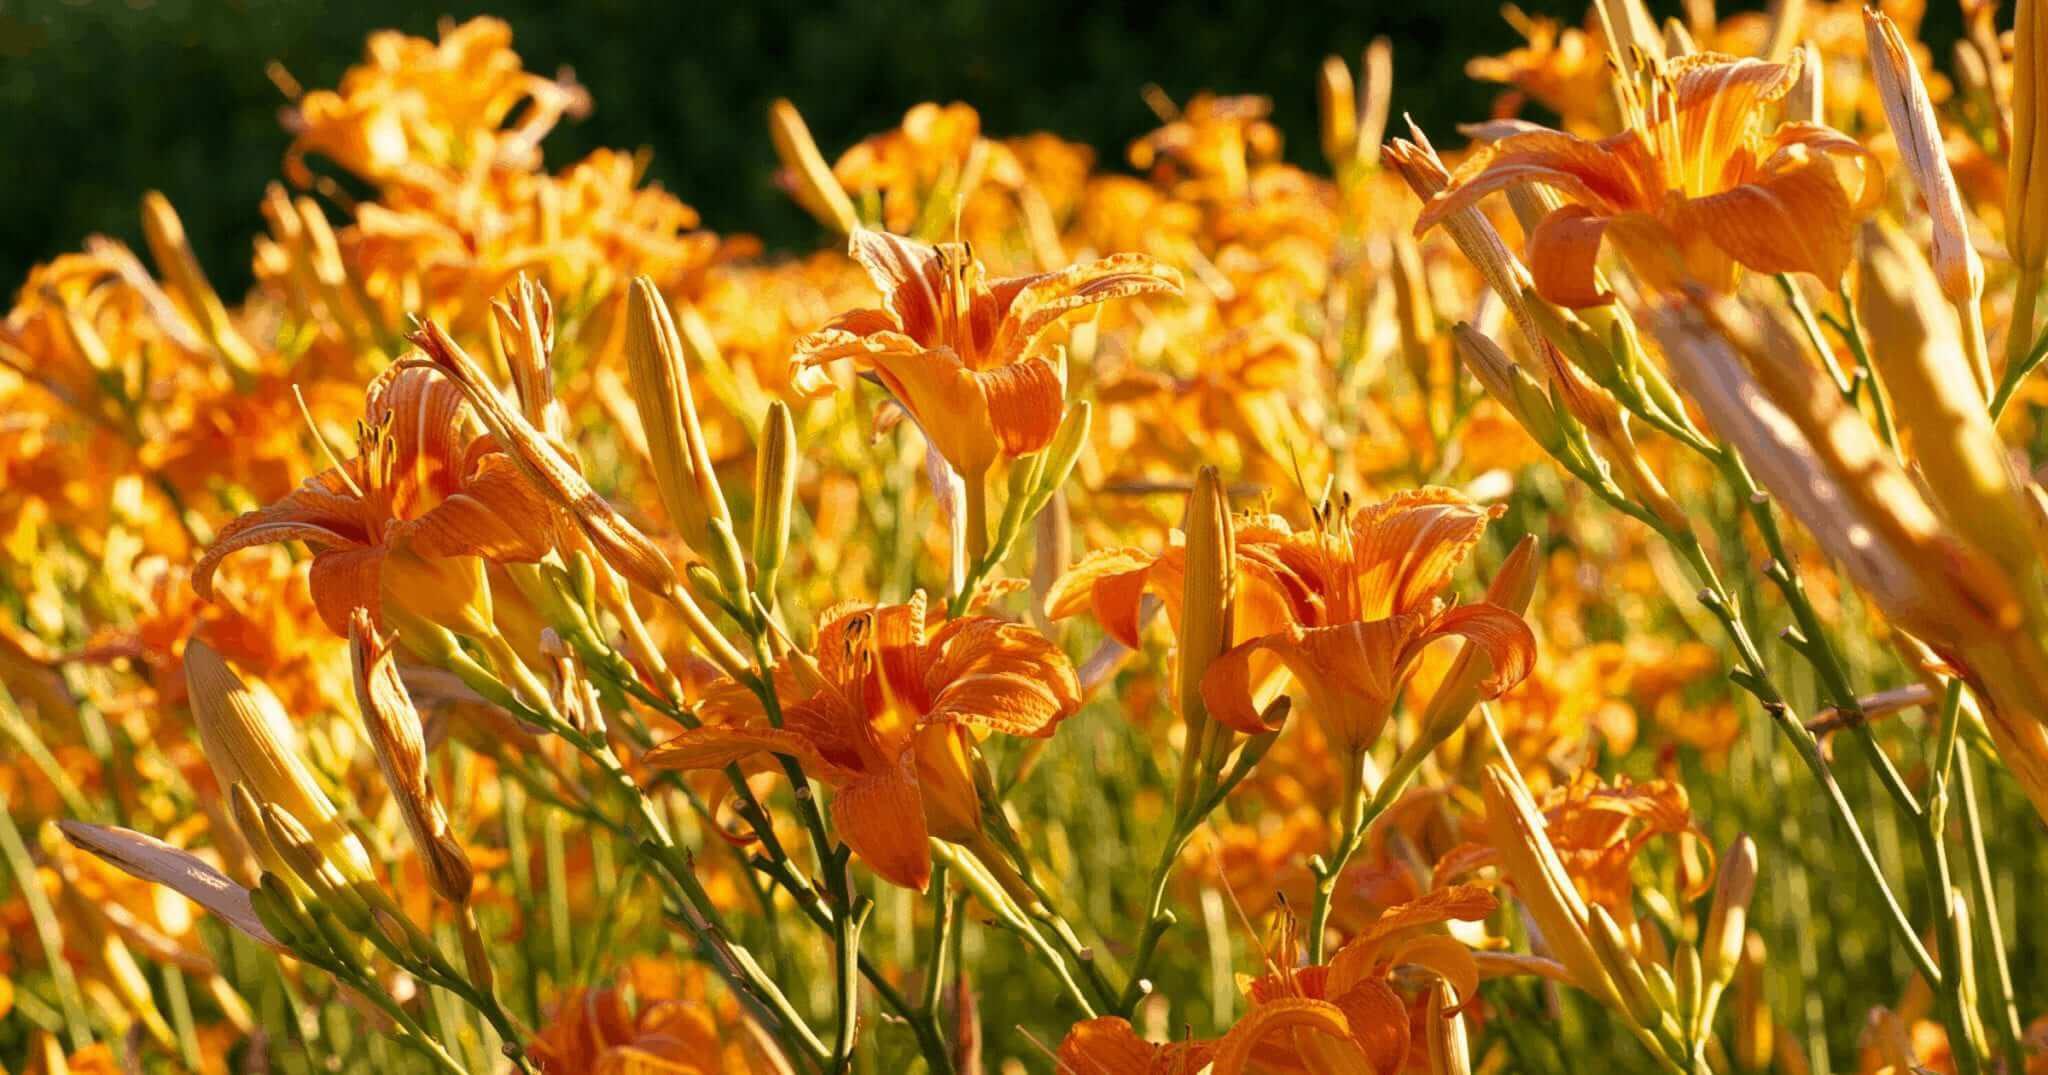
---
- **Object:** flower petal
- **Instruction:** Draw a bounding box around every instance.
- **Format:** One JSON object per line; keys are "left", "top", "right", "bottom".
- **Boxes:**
{"left": 830, "top": 757, "right": 932, "bottom": 891}
{"left": 987, "top": 253, "right": 1182, "bottom": 363}
{"left": 847, "top": 228, "right": 947, "bottom": 342}
{"left": 1428, "top": 602, "right": 1537, "bottom": 698}
{"left": 1211, "top": 998, "right": 1365, "bottom": 1075}
{"left": 924, "top": 617, "right": 1081, "bottom": 737}
{"left": 1348, "top": 488, "right": 1498, "bottom": 619}
{"left": 973, "top": 357, "right": 1066, "bottom": 458}
{"left": 1673, "top": 158, "right": 1861, "bottom": 284}
{"left": 1044, "top": 546, "right": 1156, "bottom": 648}
{"left": 1527, "top": 205, "right": 1616, "bottom": 308}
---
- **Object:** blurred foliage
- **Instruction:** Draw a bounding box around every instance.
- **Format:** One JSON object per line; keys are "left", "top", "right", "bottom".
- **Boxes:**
{"left": 0, "top": 0, "right": 1621, "bottom": 297}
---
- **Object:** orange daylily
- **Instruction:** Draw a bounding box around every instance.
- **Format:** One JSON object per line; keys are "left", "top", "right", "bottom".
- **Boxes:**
{"left": 193, "top": 366, "right": 559, "bottom": 635}
{"left": 1056, "top": 1017, "right": 1217, "bottom": 1075}
{"left": 1210, "top": 885, "right": 1498, "bottom": 1075}
{"left": 1050, "top": 488, "right": 1534, "bottom": 760}
{"left": 528, "top": 982, "right": 790, "bottom": 1074}
{"left": 791, "top": 228, "right": 1180, "bottom": 476}
{"left": 642, "top": 597, "right": 1080, "bottom": 891}
{"left": 1418, "top": 52, "right": 1880, "bottom": 307}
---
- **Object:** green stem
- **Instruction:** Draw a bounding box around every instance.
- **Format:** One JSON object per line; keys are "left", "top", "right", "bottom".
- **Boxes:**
{"left": 1919, "top": 683, "right": 1982, "bottom": 1075}
{"left": 0, "top": 790, "right": 92, "bottom": 1050}
{"left": 1956, "top": 748, "right": 2026, "bottom": 1073}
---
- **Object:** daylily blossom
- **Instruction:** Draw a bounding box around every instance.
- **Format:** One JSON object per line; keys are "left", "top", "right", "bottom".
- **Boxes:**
{"left": 193, "top": 366, "right": 558, "bottom": 635}
{"left": 790, "top": 227, "right": 1180, "bottom": 477}
{"left": 643, "top": 596, "right": 1080, "bottom": 890}
{"left": 1418, "top": 52, "right": 1880, "bottom": 307}
{"left": 1051, "top": 488, "right": 1534, "bottom": 761}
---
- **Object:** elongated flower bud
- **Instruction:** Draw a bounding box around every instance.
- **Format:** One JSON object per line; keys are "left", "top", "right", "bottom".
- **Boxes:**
{"left": 408, "top": 319, "right": 678, "bottom": 598}
{"left": 2015, "top": 0, "right": 2048, "bottom": 276}
{"left": 1480, "top": 765, "right": 1623, "bottom": 1012}
{"left": 1858, "top": 223, "right": 2036, "bottom": 577}
{"left": 1389, "top": 131, "right": 1546, "bottom": 358}
{"left": 1318, "top": 56, "right": 1357, "bottom": 167}
{"left": 258, "top": 801, "right": 371, "bottom": 932}
{"left": 752, "top": 400, "right": 798, "bottom": 601}
{"left": 770, "top": 98, "right": 860, "bottom": 235}
{"left": 1403, "top": 535, "right": 1538, "bottom": 772}
{"left": 1452, "top": 324, "right": 1564, "bottom": 452}
{"left": 351, "top": 609, "right": 473, "bottom": 905}
{"left": 140, "top": 192, "right": 262, "bottom": 381}
{"left": 1358, "top": 38, "right": 1394, "bottom": 164}
{"left": 1867, "top": 8, "right": 1982, "bottom": 306}
{"left": 1424, "top": 978, "right": 1472, "bottom": 1075}
{"left": 186, "top": 639, "right": 372, "bottom": 881}
{"left": 1178, "top": 466, "right": 1236, "bottom": 730}
{"left": 625, "top": 277, "right": 748, "bottom": 598}
{"left": 1588, "top": 904, "right": 1665, "bottom": 1028}
{"left": 1701, "top": 834, "right": 1756, "bottom": 993}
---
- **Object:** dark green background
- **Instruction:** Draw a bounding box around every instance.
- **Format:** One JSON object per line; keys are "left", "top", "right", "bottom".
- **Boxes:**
{"left": 0, "top": 0, "right": 1955, "bottom": 300}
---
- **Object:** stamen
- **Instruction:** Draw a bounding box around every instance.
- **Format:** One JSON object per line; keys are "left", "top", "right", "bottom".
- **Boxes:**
{"left": 293, "top": 383, "right": 365, "bottom": 499}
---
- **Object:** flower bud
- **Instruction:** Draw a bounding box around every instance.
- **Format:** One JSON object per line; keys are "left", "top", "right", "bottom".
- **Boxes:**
{"left": 752, "top": 400, "right": 798, "bottom": 601}
{"left": 1424, "top": 978, "right": 1471, "bottom": 1075}
{"left": 1358, "top": 38, "right": 1393, "bottom": 165}
{"left": 1867, "top": 8, "right": 1982, "bottom": 306}
{"left": 1177, "top": 466, "right": 1236, "bottom": 729}
{"left": 351, "top": 609, "right": 474, "bottom": 905}
{"left": 1859, "top": 223, "right": 2039, "bottom": 579}
{"left": 2014, "top": 0, "right": 2048, "bottom": 276}
{"left": 1397, "top": 535, "right": 1538, "bottom": 784}
{"left": 625, "top": 277, "right": 749, "bottom": 600}
{"left": 1480, "top": 765, "right": 1623, "bottom": 1012}
{"left": 1701, "top": 834, "right": 1757, "bottom": 1001}
{"left": 1786, "top": 42, "right": 1823, "bottom": 125}
{"left": 186, "top": 639, "right": 372, "bottom": 881}
{"left": 258, "top": 801, "right": 371, "bottom": 933}
{"left": 1452, "top": 324, "right": 1565, "bottom": 452}
{"left": 140, "top": 191, "right": 262, "bottom": 381}
{"left": 1588, "top": 903, "right": 1665, "bottom": 1028}
{"left": 408, "top": 319, "right": 680, "bottom": 600}
{"left": 1732, "top": 931, "right": 1772, "bottom": 1070}
{"left": 1318, "top": 56, "right": 1358, "bottom": 167}
{"left": 1389, "top": 132, "right": 1546, "bottom": 357}
{"left": 770, "top": 98, "right": 860, "bottom": 235}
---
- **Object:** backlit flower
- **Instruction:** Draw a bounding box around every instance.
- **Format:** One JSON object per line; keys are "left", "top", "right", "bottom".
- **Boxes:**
{"left": 791, "top": 228, "right": 1180, "bottom": 476}
{"left": 643, "top": 596, "right": 1080, "bottom": 890}
{"left": 1419, "top": 52, "right": 1880, "bottom": 306}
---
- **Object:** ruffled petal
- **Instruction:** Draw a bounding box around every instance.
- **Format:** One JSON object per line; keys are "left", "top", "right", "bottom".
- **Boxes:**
{"left": 640, "top": 725, "right": 848, "bottom": 782}
{"left": 846, "top": 228, "right": 947, "bottom": 342}
{"left": 1417, "top": 129, "right": 1651, "bottom": 236}
{"left": 973, "top": 356, "right": 1066, "bottom": 458}
{"left": 831, "top": 757, "right": 932, "bottom": 891}
{"left": 1330, "top": 979, "right": 1410, "bottom": 1075}
{"left": 1044, "top": 546, "right": 1156, "bottom": 647}
{"left": 986, "top": 253, "right": 1182, "bottom": 364}
{"left": 307, "top": 545, "right": 386, "bottom": 635}
{"left": 1673, "top": 157, "right": 1862, "bottom": 286}
{"left": 923, "top": 617, "right": 1081, "bottom": 737}
{"left": 1211, "top": 998, "right": 1367, "bottom": 1075}
{"left": 1348, "top": 488, "right": 1497, "bottom": 619}
{"left": 397, "top": 454, "right": 558, "bottom": 562}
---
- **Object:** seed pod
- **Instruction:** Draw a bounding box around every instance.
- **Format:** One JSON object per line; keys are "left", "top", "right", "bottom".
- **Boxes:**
{"left": 752, "top": 400, "right": 798, "bottom": 601}
{"left": 769, "top": 98, "right": 860, "bottom": 235}
{"left": 1177, "top": 466, "right": 1236, "bottom": 731}
{"left": 187, "top": 640, "right": 372, "bottom": 881}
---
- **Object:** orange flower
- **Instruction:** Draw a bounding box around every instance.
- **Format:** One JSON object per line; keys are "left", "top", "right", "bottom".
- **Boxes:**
{"left": 1418, "top": 52, "right": 1880, "bottom": 306}
{"left": 791, "top": 228, "right": 1180, "bottom": 476}
{"left": 528, "top": 982, "right": 788, "bottom": 1074}
{"left": 1056, "top": 1017, "right": 1216, "bottom": 1075}
{"left": 1210, "top": 885, "right": 1498, "bottom": 1075}
{"left": 193, "top": 367, "right": 558, "bottom": 635}
{"left": 643, "top": 596, "right": 1080, "bottom": 890}
{"left": 1051, "top": 488, "right": 1533, "bottom": 759}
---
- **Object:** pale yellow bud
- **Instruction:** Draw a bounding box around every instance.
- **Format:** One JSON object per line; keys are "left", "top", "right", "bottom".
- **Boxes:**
{"left": 2014, "top": 0, "right": 2048, "bottom": 275}
{"left": 1424, "top": 978, "right": 1472, "bottom": 1075}
{"left": 1178, "top": 465, "right": 1236, "bottom": 730}
{"left": 140, "top": 191, "right": 262, "bottom": 380}
{"left": 186, "top": 639, "right": 371, "bottom": 881}
{"left": 1480, "top": 765, "right": 1623, "bottom": 1011}
{"left": 1866, "top": 8, "right": 1982, "bottom": 306}
{"left": 769, "top": 98, "right": 860, "bottom": 235}
{"left": 1701, "top": 834, "right": 1757, "bottom": 994}
{"left": 1451, "top": 323, "right": 1564, "bottom": 451}
{"left": 1588, "top": 903, "right": 1665, "bottom": 1028}
{"left": 752, "top": 400, "right": 798, "bottom": 601}
{"left": 1358, "top": 39, "right": 1394, "bottom": 165}
{"left": 1317, "top": 56, "right": 1357, "bottom": 167}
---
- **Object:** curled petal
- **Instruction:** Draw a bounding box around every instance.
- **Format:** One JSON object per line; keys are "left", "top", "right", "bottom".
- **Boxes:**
{"left": 1348, "top": 487, "right": 1498, "bottom": 619}
{"left": 1044, "top": 546, "right": 1155, "bottom": 648}
{"left": 847, "top": 228, "right": 948, "bottom": 341}
{"left": 975, "top": 357, "right": 1066, "bottom": 458}
{"left": 641, "top": 725, "right": 855, "bottom": 784}
{"left": 1212, "top": 998, "right": 1367, "bottom": 1075}
{"left": 1527, "top": 205, "right": 1616, "bottom": 308}
{"left": 989, "top": 253, "right": 1183, "bottom": 362}
{"left": 307, "top": 545, "right": 386, "bottom": 635}
{"left": 1674, "top": 159, "right": 1861, "bottom": 285}
{"left": 924, "top": 617, "right": 1082, "bottom": 737}
{"left": 1428, "top": 602, "right": 1537, "bottom": 698}
{"left": 1418, "top": 129, "right": 1651, "bottom": 236}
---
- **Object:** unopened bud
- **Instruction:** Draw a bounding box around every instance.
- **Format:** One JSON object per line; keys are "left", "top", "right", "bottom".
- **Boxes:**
{"left": 2015, "top": 0, "right": 2048, "bottom": 276}
{"left": 752, "top": 400, "right": 798, "bottom": 601}
{"left": 1177, "top": 466, "right": 1236, "bottom": 730}
{"left": 1318, "top": 56, "right": 1358, "bottom": 167}
{"left": 351, "top": 609, "right": 474, "bottom": 905}
{"left": 770, "top": 98, "right": 860, "bottom": 235}
{"left": 140, "top": 192, "right": 262, "bottom": 380}
{"left": 187, "top": 640, "right": 372, "bottom": 881}
{"left": 1701, "top": 834, "right": 1757, "bottom": 993}
{"left": 1867, "top": 8, "right": 1982, "bottom": 305}
{"left": 1424, "top": 978, "right": 1472, "bottom": 1075}
{"left": 1481, "top": 765, "right": 1622, "bottom": 1012}
{"left": 1588, "top": 903, "right": 1665, "bottom": 1027}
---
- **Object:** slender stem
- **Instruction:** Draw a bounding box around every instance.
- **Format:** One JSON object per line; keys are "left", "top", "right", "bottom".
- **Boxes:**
{"left": 1306, "top": 749, "right": 1370, "bottom": 964}
{"left": 0, "top": 791, "right": 92, "bottom": 1050}
{"left": 1955, "top": 748, "right": 2026, "bottom": 1072}
{"left": 1919, "top": 683, "right": 1982, "bottom": 1075}
{"left": 933, "top": 841, "right": 1099, "bottom": 1018}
